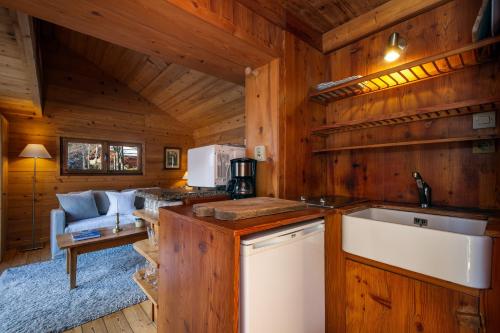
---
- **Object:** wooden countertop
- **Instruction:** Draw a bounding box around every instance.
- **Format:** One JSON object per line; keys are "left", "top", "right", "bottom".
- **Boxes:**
{"left": 160, "top": 204, "right": 329, "bottom": 237}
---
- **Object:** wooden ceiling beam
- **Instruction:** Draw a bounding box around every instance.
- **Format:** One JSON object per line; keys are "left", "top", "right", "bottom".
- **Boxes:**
{"left": 0, "top": 8, "right": 42, "bottom": 118}
{"left": 0, "top": 0, "right": 284, "bottom": 84}
{"left": 235, "top": 0, "right": 323, "bottom": 51}
{"left": 13, "top": 11, "right": 42, "bottom": 115}
{"left": 322, "top": 0, "right": 452, "bottom": 53}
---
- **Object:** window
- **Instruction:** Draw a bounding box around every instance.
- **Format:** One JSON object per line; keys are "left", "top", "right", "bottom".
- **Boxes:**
{"left": 61, "top": 138, "right": 142, "bottom": 175}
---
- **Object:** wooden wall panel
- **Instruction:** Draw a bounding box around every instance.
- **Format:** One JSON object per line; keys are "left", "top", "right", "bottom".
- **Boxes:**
{"left": 324, "top": 0, "right": 499, "bottom": 209}
{"left": 193, "top": 114, "right": 245, "bottom": 146}
{"left": 245, "top": 59, "right": 281, "bottom": 197}
{"left": 245, "top": 31, "right": 327, "bottom": 200}
{"left": 5, "top": 44, "right": 193, "bottom": 248}
{"left": 280, "top": 32, "right": 326, "bottom": 199}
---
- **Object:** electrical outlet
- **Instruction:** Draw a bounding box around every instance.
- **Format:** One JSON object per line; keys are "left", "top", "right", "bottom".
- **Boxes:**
{"left": 254, "top": 145, "right": 266, "bottom": 161}
{"left": 472, "top": 140, "right": 495, "bottom": 154}
{"left": 473, "top": 111, "right": 496, "bottom": 129}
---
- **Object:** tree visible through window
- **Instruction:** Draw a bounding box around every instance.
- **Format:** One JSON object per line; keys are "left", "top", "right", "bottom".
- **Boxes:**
{"left": 109, "top": 145, "right": 139, "bottom": 172}
{"left": 67, "top": 142, "right": 103, "bottom": 171}
{"left": 61, "top": 138, "right": 142, "bottom": 175}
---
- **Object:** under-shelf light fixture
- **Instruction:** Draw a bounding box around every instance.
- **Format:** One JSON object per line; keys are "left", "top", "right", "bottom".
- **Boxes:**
{"left": 384, "top": 32, "right": 407, "bottom": 62}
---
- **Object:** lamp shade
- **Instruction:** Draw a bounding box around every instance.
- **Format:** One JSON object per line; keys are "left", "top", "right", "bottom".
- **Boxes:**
{"left": 182, "top": 171, "right": 188, "bottom": 180}
{"left": 19, "top": 144, "right": 52, "bottom": 159}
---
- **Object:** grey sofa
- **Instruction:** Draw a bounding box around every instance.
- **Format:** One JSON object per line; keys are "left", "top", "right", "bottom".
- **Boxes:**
{"left": 50, "top": 188, "right": 156, "bottom": 258}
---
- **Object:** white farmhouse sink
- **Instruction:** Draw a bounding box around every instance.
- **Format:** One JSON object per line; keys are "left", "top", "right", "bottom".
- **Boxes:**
{"left": 342, "top": 208, "right": 492, "bottom": 289}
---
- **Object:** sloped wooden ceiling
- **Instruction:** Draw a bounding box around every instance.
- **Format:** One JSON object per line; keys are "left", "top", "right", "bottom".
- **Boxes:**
{"left": 1, "top": 0, "right": 283, "bottom": 85}
{"left": 0, "top": 7, "right": 42, "bottom": 117}
{"left": 51, "top": 25, "right": 244, "bottom": 132}
{"left": 235, "top": 0, "right": 389, "bottom": 49}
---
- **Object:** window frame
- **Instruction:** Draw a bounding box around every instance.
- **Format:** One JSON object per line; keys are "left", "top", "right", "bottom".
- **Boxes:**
{"left": 60, "top": 137, "right": 143, "bottom": 175}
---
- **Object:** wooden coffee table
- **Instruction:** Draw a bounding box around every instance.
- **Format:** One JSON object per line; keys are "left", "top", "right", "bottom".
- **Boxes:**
{"left": 56, "top": 224, "right": 148, "bottom": 289}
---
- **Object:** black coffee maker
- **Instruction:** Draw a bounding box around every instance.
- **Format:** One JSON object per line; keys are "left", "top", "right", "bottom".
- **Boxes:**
{"left": 226, "top": 158, "right": 257, "bottom": 199}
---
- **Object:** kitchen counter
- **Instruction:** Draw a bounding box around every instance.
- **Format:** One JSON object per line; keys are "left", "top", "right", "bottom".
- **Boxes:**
{"left": 157, "top": 202, "right": 330, "bottom": 333}
{"left": 162, "top": 204, "right": 327, "bottom": 236}
{"left": 156, "top": 200, "right": 500, "bottom": 333}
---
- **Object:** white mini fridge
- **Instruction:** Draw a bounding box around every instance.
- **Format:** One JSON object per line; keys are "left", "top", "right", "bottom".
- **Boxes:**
{"left": 240, "top": 219, "right": 325, "bottom": 333}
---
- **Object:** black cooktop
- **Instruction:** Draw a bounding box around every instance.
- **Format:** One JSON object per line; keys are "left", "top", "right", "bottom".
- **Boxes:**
{"left": 300, "top": 195, "right": 368, "bottom": 208}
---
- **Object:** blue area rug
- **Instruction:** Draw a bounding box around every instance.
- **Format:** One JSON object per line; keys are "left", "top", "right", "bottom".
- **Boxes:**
{"left": 0, "top": 245, "right": 147, "bottom": 333}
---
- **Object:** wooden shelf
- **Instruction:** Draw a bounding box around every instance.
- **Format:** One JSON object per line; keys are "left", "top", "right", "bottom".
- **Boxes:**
{"left": 133, "top": 239, "right": 159, "bottom": 268}
{"left": 309, "top": 36, "right": 500, "bottom": 104}
{"left": 133, "top": 209, "right": 159, "bottom": 225}
{"left": 313, "top": 135, "right": 499, "bottom": 153}
{"left": 133, "top": 270, "right": 158, "bottom": 306}
{"left": 311, "top": 97, "right": 500, "bottom": 136}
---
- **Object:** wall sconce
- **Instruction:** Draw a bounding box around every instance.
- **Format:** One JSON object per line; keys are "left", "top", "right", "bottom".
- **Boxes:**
{"left": 384, "top": 32, "right": 407, "bottom": 62}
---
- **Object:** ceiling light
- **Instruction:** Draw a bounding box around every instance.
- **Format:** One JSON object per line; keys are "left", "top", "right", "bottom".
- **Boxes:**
{"left": 384, "top": 32, "right": 406, "bottom": 62}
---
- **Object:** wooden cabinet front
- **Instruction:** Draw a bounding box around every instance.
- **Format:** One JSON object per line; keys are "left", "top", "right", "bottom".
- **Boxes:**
{"left": 345, "top": 259, "right": 481, "bottom": 333}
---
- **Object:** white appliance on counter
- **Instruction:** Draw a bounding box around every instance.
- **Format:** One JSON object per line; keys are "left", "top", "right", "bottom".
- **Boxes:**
{"left": 240, "top": 219, "right": 325, "bottom": 333}
{"left": 187, "top": 144, "right": 245, "bottom": 188}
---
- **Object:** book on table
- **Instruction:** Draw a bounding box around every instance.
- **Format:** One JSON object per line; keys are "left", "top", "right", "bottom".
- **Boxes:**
{"left": 72, "top": 229, "right": 101, "bottom": 241}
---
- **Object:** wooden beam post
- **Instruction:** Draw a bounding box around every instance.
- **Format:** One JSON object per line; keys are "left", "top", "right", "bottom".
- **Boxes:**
{"left": 322, "top": 0, "right": 451, "bottom": 53}
{"left": 245, "top": 59, "right": 281, "bottom": 198}
{"left": 14, "top": 11, "right": 42, "bottom": 115}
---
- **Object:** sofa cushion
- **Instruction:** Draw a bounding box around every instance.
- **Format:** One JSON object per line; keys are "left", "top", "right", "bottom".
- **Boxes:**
{"left": 64, "top": 214, "right": 136, "bottom": 233}
{"left": 56, "top": 190, "right": 99, "bottom": 222}
{"left": 122, "top": 188, "right": 145, "bottom": 210}
{"left": 106, "top": 191, "right": 137, "bottom": 216}
{"left": 93, "top": 190, "right": 116, "bottom": 215}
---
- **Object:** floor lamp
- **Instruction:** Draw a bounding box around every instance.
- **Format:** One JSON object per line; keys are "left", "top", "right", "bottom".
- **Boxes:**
{"left": 19, "top": 144, "right": 52, "bottom": 251}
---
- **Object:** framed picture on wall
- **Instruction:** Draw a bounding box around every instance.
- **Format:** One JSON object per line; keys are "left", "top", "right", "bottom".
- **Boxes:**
{"left": 164, "top": 147, "right": 181, "bottom": 169}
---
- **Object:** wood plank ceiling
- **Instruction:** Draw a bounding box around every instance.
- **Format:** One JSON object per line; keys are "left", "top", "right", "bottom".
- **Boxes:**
{"left": 0, "top": 0, "right": 283, "bottom": 85}
{"left": 235, "top": 0, "right": 389, "bottom": 49}
{"left": 0, "top": 6, "right": 42, "bottom": 117}
{"left": 52, "top": 25, "right": 244, "bottom": 131}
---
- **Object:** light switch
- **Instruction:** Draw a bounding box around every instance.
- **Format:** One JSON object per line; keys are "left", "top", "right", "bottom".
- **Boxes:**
{"left": 472, "top": 140, "right": 495, "bottom": 154}
{"left": 473, "top": 111, "right": 496, "bottom": 129}
{"left": 254, "top": 145, "right": 266, "bottom": 161}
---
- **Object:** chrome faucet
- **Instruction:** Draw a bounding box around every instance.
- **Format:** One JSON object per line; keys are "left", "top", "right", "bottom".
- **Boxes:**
{"left": 412, "top": 172, "right": 431, "bottom": 208}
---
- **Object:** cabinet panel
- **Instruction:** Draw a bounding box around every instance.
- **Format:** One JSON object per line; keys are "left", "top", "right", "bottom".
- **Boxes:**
{"left": 346, "top": 259, "right": 480, "bottom": 333}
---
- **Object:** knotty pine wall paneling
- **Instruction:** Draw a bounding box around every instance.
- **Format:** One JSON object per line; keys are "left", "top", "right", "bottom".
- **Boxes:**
{"left": 324, "top": 0, "right": 499, "bottom": 209}
{"left": 245, "top": 58, "right": 281, "bottom": 197}
{"left": 6, "top": 44, "right": 193, "bottom": 248}
{"left": 280, "top": 32, "right": 326, "bottom": 199}
{"left": 193, "top": 114, "right": 245, "bottom": 146}
{"left": 245, "top": 31, "right": 326, "bottom": 199}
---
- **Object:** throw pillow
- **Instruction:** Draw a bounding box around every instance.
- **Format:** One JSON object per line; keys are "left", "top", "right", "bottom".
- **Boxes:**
{"left": 56, "top": 190, "right": 100, "bottom": 222}
{"left": 93, "top": 190, "right": 117, "bottom": 215}
{"left": 106, "top": 191, "right": 137, "bottom": 216}
{"left": 122, "top": 188, "right": 145, "bottom": 209}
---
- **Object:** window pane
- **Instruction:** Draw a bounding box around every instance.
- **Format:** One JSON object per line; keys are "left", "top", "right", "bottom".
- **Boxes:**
{"left": 109, "top": 145, "right": 139, "bottom": 171}
{"left": 67, "top": 142, "right": 103, "bottom": 171}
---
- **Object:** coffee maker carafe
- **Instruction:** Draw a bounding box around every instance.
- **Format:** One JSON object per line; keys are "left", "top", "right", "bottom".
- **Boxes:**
{"left": 226, "top": 158, "right": 256, "bottom": 199}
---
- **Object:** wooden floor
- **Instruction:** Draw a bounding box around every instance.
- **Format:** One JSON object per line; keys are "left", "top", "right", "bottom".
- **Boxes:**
{"left": 0, "top": 245, "right": 157, "bottom": 333}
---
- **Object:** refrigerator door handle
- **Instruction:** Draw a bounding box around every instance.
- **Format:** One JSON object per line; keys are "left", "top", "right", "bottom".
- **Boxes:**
{"left": 302, "top": 223, "right": 324, "bottom": 236}
{"left": 251, "top": 223, "right": 324, "bottom": 250}
{"left": 252, "top": 231, "right": 301, "bottom": 250}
